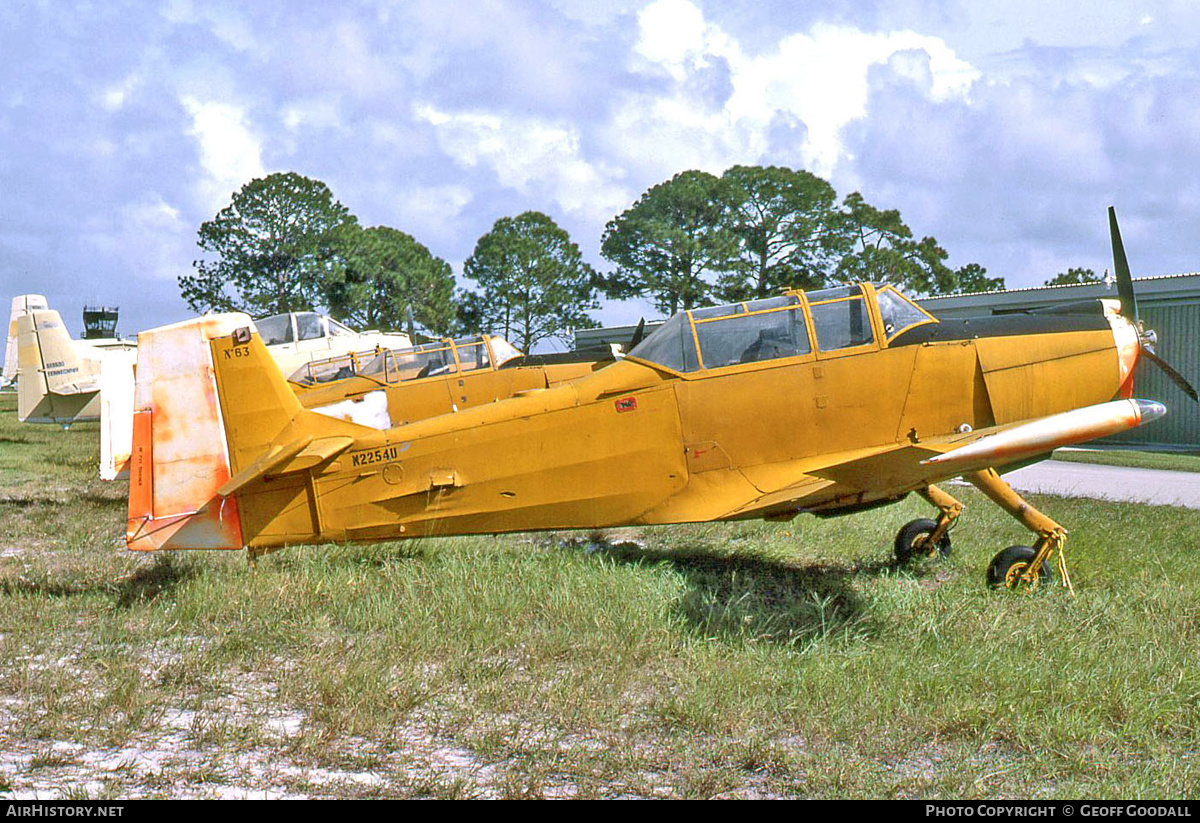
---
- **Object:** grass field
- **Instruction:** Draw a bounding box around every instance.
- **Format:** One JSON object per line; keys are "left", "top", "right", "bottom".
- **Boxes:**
{"left": 1053, "top": 447, "right": 1200, "bottom": 473}
{"left": 2, "top": 391, "right": 1199, "bottom": 799}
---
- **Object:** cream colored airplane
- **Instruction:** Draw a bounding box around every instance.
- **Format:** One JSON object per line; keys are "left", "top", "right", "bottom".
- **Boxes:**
{"left": 10, "top": 297, "right": 413, "bottom": 480}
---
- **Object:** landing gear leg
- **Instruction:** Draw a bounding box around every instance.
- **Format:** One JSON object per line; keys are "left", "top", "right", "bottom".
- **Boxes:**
{"left": 894, "top": 484, "right": 962, "bottom": 562}
{"left": 918, "top": 484, "right": 964, "bottom": 553}
{"left": 966, "top": 468, "right": 1072, "bottom": 593}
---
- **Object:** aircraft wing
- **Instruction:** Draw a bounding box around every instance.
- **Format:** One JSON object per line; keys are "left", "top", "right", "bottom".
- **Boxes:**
{"left": 722, "top": 399, "right": 1161, "bottom": 519}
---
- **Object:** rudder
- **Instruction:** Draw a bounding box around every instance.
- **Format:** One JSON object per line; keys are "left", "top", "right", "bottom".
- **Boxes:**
{"left": 127, "top": 314, "right": 255, "bottom": 551}
{"left": 4, "top": 294, "right": 48, "bottom": 386}
{"left": 126, "top": 314, "right": 324, "bottom": 551}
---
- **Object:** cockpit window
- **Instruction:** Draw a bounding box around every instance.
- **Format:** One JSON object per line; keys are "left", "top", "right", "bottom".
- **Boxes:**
{"left": 385, "top": 340, "right": 458, "bottom": 382}
{"left": 296, "top": 312, "right": 325, "bottom": 341}
{"left": 627, "top": 312, "right": 699, "bottom": 373}
{"left": 693, "top": 296, "right": 809, "bottom": 369}
{"left": 876, "top": 286, "right": 936, "bottom": 340}
{"left": 808, "top": 286, "right": 874, "bottom": 351}
{"left": 327, "top": 318, "right": 355, "bottom": 336}
{"left": 453, "top": 337, "right": 491, "bottom": 372}
{"left": 628, "top": 296, "right": 810, "bottom": 373}
{"left": 257, "top": 314, "right": 293, "bottom": 346}
{"left": 289, "top": 335, "right": 519, "bottom": 386}
{"left": 691, "top": 303, "right": 746, "bottom": 321}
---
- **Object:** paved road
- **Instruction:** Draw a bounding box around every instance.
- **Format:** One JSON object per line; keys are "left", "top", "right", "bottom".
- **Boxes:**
{"left": 997, "top": 460, "right": 1200, "bottom": 509}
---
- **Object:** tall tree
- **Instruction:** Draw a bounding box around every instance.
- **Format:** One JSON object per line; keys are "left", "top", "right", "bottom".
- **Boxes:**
{"left": 325, "top": 224, "right": 456, "bottom": 339}
{"left": 714, "top": 165, "right": 847, "bottom": 301}
{"left": 834, "top": 192, "right": 1002, "bottom": 295}
{"left": 951, "top": 262, "right": 1004, "bottom": 294}
{"left": 1044, "top": 267, "right": 1100, "bottom": 286}
{"left": 181, "top": 172, "right": 355, "bottom": 316}
{"left": 461, "top": 212, "right": 599, "bottom": 352}
{"left": 600, "top": 170, "right": 737, "bottom": 316}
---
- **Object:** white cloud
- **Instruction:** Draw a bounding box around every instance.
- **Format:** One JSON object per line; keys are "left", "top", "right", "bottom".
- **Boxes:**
{"left": 281, "top": 98, "right": 342, "bottom": 131}
{"left": 161, "top": 0, "right": 256, "bottom": 51}
{"left": 413, "top": 103, "right": 629, "bottom": 224}
{"left": 180, "top": 96, "right": 265, "bottom": 211}
{"left": 99, "top": 72, "right": 143, "bottom": 112}
{"left": 389, "top": 184, "right": 475, "bottom": 246}
{"left": 83, "top": 195, "right": 192, "bottom": 283}
{"left": 634, "top": 0, "right": 711, "bottom": 80}
{"left": 621, "top": 1, "right": 981, "bottom": 177}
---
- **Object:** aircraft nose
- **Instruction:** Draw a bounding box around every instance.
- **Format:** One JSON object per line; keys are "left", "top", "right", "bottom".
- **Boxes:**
{"left": 1108, "top": 313, "right": 1140, "bottom": 394}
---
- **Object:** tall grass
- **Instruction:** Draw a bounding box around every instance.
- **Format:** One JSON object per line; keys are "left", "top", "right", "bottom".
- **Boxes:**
{"left": 0, "top": 391, "right": 1198, "bottom": 797}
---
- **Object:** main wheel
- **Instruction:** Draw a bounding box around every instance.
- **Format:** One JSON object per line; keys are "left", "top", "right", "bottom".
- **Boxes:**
{"left": 894, "top": 518, "right": 951, "bottom": 563}
{"left": 986, "top": 546, "right": 1052, "bottom": 591}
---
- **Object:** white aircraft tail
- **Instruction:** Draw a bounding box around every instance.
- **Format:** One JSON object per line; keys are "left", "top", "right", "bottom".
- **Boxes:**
{"left": 4, "top": 294, "right": 48, "bottom": 386}
{"left": 16, "top": 308, "right": 103, "bottom": 425}
{"left": 98, "top": 353, "right": 137, "bottom": 480}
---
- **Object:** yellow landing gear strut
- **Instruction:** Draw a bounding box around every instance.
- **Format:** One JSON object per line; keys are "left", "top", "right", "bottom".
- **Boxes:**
{"left": 893, "top": 484, "right": 963, "bottom": 563}
{"left": 966, "top": 468, "right": 1073, "bottom": 593}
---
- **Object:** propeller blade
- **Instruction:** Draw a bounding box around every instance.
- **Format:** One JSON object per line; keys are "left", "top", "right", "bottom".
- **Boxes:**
{"left": 629, "top": 317, "right": 647, "bottom": 349}
{"left": 1141, "top": 346, "right": 1198, "bottom": 403}
{"left": 1108, "top": 206, "right": 1139, "bottom": 324}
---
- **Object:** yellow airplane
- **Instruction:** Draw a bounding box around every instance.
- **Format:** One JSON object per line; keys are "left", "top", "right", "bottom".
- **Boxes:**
{"left": 124, "top": 209, "right": 1191, "bottom": 590}
{"left": 290, "top": 334, "right": 615, "bottom": 430}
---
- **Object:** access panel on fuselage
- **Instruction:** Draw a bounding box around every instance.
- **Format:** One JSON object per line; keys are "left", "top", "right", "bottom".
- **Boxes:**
{"left": 673, "top": 360, "right": 817, "bottom": 471}
{"left": 807, "top": 345, "right": 917, "bottom": 455}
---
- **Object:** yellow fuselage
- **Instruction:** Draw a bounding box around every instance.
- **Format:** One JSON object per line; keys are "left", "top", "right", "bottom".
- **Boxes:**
{"left": 221, "top": 324, "right": 1124, "bottom": 550}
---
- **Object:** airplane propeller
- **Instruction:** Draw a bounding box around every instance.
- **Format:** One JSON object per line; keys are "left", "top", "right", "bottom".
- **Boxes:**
{"left": 1108, "top": 206, "right": 1198, "bottom": 402}
{"left": 629, "top": 317, "right": 647, "bottom": 349}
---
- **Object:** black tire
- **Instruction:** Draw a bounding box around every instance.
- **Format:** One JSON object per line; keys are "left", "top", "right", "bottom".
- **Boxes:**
{"left": 894, "top": 518, "right": 952, "bottom": 563}
{"left": 986, "top": 545, "right": 1053, "bottom": 591}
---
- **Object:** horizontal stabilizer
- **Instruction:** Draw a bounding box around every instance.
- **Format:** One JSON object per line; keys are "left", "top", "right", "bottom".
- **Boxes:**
{"left": 217, "top": 435, "right": 354, "bottom": 497}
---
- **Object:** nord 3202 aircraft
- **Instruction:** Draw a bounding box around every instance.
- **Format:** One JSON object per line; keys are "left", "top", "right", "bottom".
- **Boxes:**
{"left": 124, "top": 209, "right": 1193, "bottom": 590}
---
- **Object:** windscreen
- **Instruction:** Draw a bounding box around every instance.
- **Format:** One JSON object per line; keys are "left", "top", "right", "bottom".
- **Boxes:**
{"left": 256, "top": 314, "right": 292, "bottom": 346}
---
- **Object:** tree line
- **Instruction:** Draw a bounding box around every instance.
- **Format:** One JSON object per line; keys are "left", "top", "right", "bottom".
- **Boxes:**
{"left": 180, "top": 166, "right": 1007, "bottom": 352}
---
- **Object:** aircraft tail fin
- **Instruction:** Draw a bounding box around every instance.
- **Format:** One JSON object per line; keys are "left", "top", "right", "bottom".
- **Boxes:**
{"left": 4, "top": 294, "right": 48, "bottom": 385}
{"left": 126, "top": 314, "right": 258, "bottom": 551}
{"left": 98, "top": 353, "right": 137, "bottom": 481}
{"left": 16, "top": 308, "right": 102, "bottom": 424}
{"left": 126, "top": 314, "right": 357, "bottom": 551}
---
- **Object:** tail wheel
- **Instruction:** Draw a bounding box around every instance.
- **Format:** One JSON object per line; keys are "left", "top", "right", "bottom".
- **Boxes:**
{"left": 986, "top": 545, "right": 1053, "bottom": 591}
{"left": 894, "top": 518, "right": 951, "bottom": 563}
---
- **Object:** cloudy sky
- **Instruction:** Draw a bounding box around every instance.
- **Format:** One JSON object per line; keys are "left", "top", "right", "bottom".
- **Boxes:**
{"left": 4, "top": 0, "right": 1200, "bottom": 341}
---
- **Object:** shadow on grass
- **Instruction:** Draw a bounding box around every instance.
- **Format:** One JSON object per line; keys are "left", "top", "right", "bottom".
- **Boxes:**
{"left": 573, "top": 536, "right": 894, "bottom": 650}
{"left": 0, "top": 554, "right": 194, "bottom": 610}
{"left": 0, "top": 496, "right": 72, "bottom": 508}
{"left": 0, "top": 491, "right": 126, "bottom": 511}
{"left": 76, "top": 491, "right": 127, "bottom": 506}
{"left": 114, "top": 553, "right": 195, "bottom": 609}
